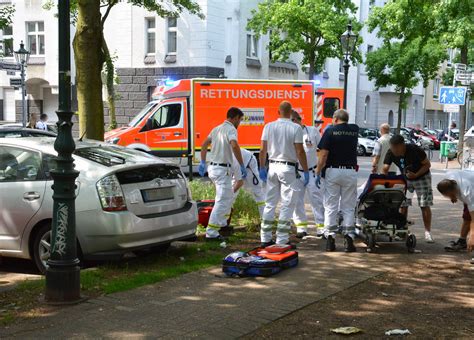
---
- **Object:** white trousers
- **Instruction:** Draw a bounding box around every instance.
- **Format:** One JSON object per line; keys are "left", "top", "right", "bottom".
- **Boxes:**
{"left": 261, "top": 163, "right": 300, "bottom": 244}
{"left": 293, "top": 173, "right": 325, "bottom": 233}
{"left": 323, "top": 168, "right": 357, "bottom": 237}
{"left": 207, "top": 165, "right": 233, "bottom": 238}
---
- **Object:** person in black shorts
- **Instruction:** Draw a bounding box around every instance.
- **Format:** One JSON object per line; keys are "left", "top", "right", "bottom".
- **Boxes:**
{"left": 383, "top": 135, "right": 434, "bottom": 243}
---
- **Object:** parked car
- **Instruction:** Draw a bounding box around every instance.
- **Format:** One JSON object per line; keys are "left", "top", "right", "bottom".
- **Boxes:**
{"left": 1, "top": 122, "right": 58, "bottom": 134}
{"left": 0, "top": 138, "right": 198, "bottom": 273}
{"left": 358, "top": 135, "right": 375, "bottom": 156}
{"left": 412, "top": 128, "right": 440, "bottom": 149}
{"left": 359, "top": 128, "right": 380, "bottom": 141}
{"left": 0, "top": 127, "right": 56, "bottom": 138}
{"left": 389, "top": 127, "right": 433, "bottom": 149}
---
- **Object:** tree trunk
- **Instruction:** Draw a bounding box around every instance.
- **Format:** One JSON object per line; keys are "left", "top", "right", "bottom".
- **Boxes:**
{"left": 457, "top": 45, "right": 468, "bottom": 151}
{"left": 396, "top": 88, "right": 405, "bottom": 135}
{"left": 308, "top": 53, "right": 315, "bottom": 80}
{"left": 73, "top": 0, "right": 104, "bottom": 141}
{"left": 102, "top": 36, "right": 117, "bottom": 130}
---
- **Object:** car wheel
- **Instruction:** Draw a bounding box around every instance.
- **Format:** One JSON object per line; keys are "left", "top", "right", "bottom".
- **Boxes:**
{"left": 32, "top": 223, "right": 83, "bottom": 274}
{"left": 357, "top": 145, "right": 366, "bottom": 156}
{"left": 33, "top": 223, "right": 52, "bottom": 274}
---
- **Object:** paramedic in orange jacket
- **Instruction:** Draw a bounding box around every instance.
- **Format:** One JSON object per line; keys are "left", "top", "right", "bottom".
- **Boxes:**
{"left": 199, "top": 107, "right": 247, "bottom": 241}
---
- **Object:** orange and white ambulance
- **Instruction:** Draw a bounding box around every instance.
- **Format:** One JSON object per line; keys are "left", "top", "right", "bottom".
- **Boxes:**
{"left": 105, "top": 78, "right": 343, "bottom": 171}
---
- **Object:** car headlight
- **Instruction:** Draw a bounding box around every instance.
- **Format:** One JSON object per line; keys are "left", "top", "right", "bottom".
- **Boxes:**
{"left": 107, "top": 137, "right": 120, "bottom": 144}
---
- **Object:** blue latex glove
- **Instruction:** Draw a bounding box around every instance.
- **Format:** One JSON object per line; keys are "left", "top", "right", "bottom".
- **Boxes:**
{"left": 303, "top": 171, "right": 310, "bottom": 186}
{"left": 259, "top": 167, "right": 268, "bottom": 182}
{"left": 315, "top": 174, "right": 321, "bottom": 189}
{"left": 198, "top": 160, "right": 206, "bottom": 177}
{"left": 240, "top": 164, "right": 248, "bottom": 179}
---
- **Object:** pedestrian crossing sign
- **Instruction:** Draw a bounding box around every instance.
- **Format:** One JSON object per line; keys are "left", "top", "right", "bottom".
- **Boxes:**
{"left": 439, "top": 86, "right": 467, "bottom": 105}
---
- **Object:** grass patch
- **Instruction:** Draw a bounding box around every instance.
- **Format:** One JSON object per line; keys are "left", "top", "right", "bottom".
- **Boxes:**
{"left": 0, "top": 232, "right": 258, "bottom": 326}
{"left": 189, "top": 179, "right": 261, "bottom": 231}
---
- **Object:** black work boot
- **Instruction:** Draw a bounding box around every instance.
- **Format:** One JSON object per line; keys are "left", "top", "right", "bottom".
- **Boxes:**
{"left": 344, "top": 235, "right": 356, "bottom": 252}
{"left": 296, "top": 231, "right": 308, "bottom": 239}
{"left": 326, "top": 235, "right": 336, "bottom": 252}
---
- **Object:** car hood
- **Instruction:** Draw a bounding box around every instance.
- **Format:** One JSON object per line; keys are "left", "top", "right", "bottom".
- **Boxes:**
{"left": 104, "top": 126, "right": 135, "bottom": 140}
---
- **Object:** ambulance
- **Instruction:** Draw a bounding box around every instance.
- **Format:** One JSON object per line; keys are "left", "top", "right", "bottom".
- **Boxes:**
{"left": 105, "top": 78, "right": 343, "bottom": 172}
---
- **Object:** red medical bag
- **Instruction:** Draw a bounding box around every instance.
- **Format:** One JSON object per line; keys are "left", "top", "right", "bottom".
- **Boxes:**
{"left": 197, "top": 200, "right": 232, "bottom": 227}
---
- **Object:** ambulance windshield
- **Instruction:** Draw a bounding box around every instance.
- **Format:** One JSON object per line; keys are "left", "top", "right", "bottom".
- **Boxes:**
{"left": 128, "top": 103, "right": 158, "bottom": 127}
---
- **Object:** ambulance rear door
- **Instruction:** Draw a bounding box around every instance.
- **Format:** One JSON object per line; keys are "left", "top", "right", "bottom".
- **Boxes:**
{"left": 314, "top": 88, "right": 343, "bottom": 132}
{"left": 143, "top": 97, "right": 188, "bottom": 159}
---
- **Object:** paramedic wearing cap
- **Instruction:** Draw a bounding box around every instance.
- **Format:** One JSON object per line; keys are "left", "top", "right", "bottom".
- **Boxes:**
{"left": 259, "top": 101, "right": 309, "bottom": 247}
{"left": 316, "top": 109, "right": 359, "bottom": 252}
{"left": 383, "top": 135, "right": 434, "bottom": 243}
{"left": 199, "top": 107, "right": 247, "bottom": 240}
{"left": 437, "top": 171, "right": 474, "bottom": 263}
{"left": 290, "top": 111, "right": 325, "bottom": 238}
{"left": 231, "top": 148, "right": 265, "bottom": 217}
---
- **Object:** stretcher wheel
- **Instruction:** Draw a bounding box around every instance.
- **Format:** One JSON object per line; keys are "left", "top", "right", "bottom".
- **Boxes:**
{"left": 406, "top": 234, "right": 417, "bottom": 253}
{"left": 365, "top": 233, "right": 376, "bottom": 252}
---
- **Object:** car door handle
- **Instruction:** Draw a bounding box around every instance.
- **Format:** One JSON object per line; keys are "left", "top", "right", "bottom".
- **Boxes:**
{"left": 23, "top": 192, "right": 40, "bottom": 201}
{"left": 173, "top": 132, "right": 182, "bottom": 136}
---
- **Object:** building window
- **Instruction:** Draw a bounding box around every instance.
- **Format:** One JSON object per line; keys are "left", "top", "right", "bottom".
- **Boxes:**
{"left": 26, "top": 21, "right": 45, "bottom": 56}
{"left": 167, "top": 17, "right": 177, "bottom": 55}
{"left": 246, "top": 33, "right": 259, "bottom": 59}
{"left": 145, "top": 18, "right": 156, "bottom": 55}
{"left": 433, "top": 78, "right": 440, "bottom": 99}
{"left": 1, "top": 25, "right": 13, "bottom": 57}
{"left": 413, "top": 100, "right": 418, "bottom": 124}
{"left": 364, "top": 96, "right": 370, "bottom": 123}
{"left": 367, "top": 44, "right": 373, "bottom": 54}
{"left": 388, "top": 110, "right": 394, "bottom": 126}
{"left": 339, "top": 59, "right": 344, "bottom": 74}
{"left": 369, "top": 0, "right": 376, "bottom": 13}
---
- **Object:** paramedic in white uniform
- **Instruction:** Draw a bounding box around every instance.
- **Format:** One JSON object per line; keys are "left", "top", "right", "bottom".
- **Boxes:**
{"left": 316, "top": 109, "right": 359, "bottom": 253}
{"left": 437, "top": 171, "right": 474, "bottom": 263}
{"left": 290, "top": 111, "right": 325, "bottom": 238}
{"left": 231, "top": 148, "right": 266, "bottom": 217}
{"left": 199, "top": 107, "right": 247, "bottom": 240}
{"left": 259, "top": 101, "right": 309, "bottom": 247}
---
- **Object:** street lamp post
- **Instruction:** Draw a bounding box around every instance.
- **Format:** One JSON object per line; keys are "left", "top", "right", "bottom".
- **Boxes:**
{"left": 45, "top": 0, "right": 81, "bottom": 303}
{"left": 340, "top": 23, "right": 358, "bottom": 110}
{"left": 14, "top": 42, "right": 30, "bottom": 127}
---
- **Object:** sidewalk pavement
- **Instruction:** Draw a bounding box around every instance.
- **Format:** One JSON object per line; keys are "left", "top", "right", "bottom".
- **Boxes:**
{"left": 0, "top": 192, "right": 470, "bottom": 339}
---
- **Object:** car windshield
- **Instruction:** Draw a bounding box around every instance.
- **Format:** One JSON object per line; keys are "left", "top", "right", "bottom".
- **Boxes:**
{"left": 74, "top": 145, "right": 153, "bottom": 166}
{"left": 128, "top": 103, "right": 157, "bottom": 127}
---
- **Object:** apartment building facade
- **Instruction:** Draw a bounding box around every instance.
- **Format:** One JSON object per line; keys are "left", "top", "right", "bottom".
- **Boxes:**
{"left": 0, "top": 0, "right": 425, "bottom": 130}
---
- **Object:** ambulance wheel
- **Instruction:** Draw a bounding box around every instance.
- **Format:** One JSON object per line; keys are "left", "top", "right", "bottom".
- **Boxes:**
{"left": 406, "top": 234, "right": 416, "bottom": 253}
{"left": 365, "top": 233, "right": 376, "bottom": 252}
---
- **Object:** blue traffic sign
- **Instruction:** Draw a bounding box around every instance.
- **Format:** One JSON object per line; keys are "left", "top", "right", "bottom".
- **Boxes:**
{"left": 439, "top": 86, "right": 467, "bottom": 105}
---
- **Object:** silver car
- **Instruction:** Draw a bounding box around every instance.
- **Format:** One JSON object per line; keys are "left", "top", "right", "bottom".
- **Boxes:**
{"left": 0, "top": 138, "right": 197, "bottom": 273}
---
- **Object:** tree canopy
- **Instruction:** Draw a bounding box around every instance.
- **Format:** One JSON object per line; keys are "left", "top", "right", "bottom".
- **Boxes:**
{"left": 247, "top": 0, "right": 361, "bottom": 79}
{"left": 45, "top": 0, "right": 202, "bottom": 140}
{"left": 365, "top": 0, "right": 447, "bottom": 132}
{"left": 0, "top": 4, "right": 14, "bottom": 31}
